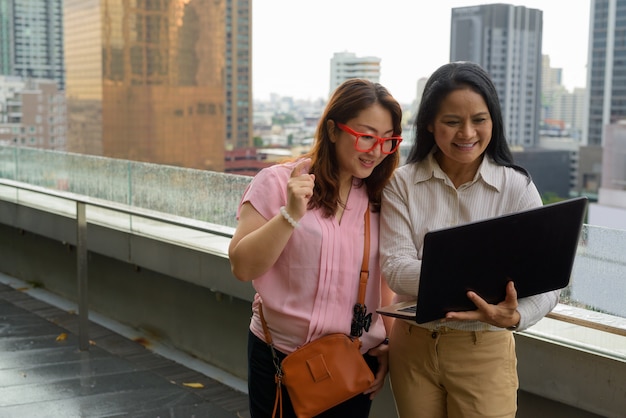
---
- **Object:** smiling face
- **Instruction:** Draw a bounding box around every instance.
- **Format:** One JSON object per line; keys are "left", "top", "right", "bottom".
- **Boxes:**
{"left": 428, "top": 87, "right": 493, "bottom": 177}
{"left": 330, "top": 102, "right": 395, "bottom": 184}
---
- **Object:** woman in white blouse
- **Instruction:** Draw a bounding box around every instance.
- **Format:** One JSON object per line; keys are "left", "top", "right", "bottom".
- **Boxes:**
{"left": 380, "top": 61, "right": 559, "bottom": 418}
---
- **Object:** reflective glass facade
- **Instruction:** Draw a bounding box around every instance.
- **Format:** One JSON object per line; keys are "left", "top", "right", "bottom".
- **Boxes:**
{"left": 64, "top": 0, "right": 252, "bottom": 171}
{"left": 587, "top": 0, "right": 626, "bottom": 146}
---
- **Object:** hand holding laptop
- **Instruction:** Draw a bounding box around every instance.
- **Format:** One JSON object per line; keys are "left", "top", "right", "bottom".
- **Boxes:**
{"left": 444, "top": 280, "right": 521, "bottom": 329}
{"left": 377, "top": 197, "right": 587, "bottom": 324}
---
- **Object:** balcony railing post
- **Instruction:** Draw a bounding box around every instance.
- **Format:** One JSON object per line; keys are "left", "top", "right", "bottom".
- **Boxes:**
{"left": 76, "top": 201, "right": 89, "bottom": 350}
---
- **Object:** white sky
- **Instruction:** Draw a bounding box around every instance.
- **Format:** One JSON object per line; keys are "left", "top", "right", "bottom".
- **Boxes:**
{"left": 252, "top": 0, "right": 591, "bottom": 104}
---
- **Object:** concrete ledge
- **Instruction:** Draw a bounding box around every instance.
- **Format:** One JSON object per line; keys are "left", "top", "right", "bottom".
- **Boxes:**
{"left": 0, "top": 197, "right": 255, "bottom": 303}
{"left": 516, "top": 331, "right": 625, "bottom": 418}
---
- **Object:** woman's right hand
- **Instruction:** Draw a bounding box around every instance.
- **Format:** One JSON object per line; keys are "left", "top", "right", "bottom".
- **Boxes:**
{"left": 444, "top": 280, "right": 521, "bottom": 328}
{"left": 285, "top": 158, "right": 315, "bottom": 221}
{"left": 364, "top": 342, "right": 389, "bottom": 400}
{"left": 229, "top": 158, "right": 315, "bottom": 282}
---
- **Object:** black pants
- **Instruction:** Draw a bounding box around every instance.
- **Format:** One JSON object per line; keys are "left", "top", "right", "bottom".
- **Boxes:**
{"left": 247, "top": 330, "right": 379, "bottom": 418}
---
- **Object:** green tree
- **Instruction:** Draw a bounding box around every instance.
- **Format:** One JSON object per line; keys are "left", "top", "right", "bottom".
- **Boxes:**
{"left": 541, "top": 192, "right": 563, "bottom": 205}
{"left": 272, "top": 113, "right": 297, "bottom": 125}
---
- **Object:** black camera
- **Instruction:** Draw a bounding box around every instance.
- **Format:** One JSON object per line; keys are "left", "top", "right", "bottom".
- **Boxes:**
{"left": 351, "top": 303, "right": 372, "bottom": 337}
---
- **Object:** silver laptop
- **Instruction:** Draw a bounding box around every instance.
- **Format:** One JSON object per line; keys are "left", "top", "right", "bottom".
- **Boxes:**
{"left": 377, "top": 197, "right": 588, "bottom": 324}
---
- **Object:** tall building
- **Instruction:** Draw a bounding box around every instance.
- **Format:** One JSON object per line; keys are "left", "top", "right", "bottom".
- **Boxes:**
{"left": 0, "top": 76, "right": 66, "bottom": 150}
{"left": 541, "top": 55, "right": 586, "bottom": 139}
{"left": 541, "top": 55, "right": 562, "bottom": 93}
{"left": 226, "top": 0, "right": 252, "bottom": 151}
{"left": 0, "top": 0, "right": 65, "bottom": 90}
{"left": 588, "top": 121, "right": 626, "bottom": 229}
{"left": 555, "top": 87, "right": 587, "bottom": 139}
{"left": 541, "top": 54, "right": 563, "bottom": 121}
{"left": 585, "top": 0, "right": 626, "bottom": 146}
{"left": 64, "top": 0, "right": 252, "bottom": 172}
{"left": 329, "top": 52, "right": 381, "bottom": 97}
{"left": 450, "top": 4, "right": 542, "bottom": 148}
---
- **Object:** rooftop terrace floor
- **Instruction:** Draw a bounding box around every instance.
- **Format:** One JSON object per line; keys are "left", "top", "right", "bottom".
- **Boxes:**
{"left": 0, "top": 277, "right": 611, "bottom": 418}
{"left": 0, "top": 282, "right": 250, "bottom": 418}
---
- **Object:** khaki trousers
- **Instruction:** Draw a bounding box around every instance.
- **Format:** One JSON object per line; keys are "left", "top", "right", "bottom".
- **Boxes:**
{"left": 389, "top": 320, "right": 518, "bottom": 418}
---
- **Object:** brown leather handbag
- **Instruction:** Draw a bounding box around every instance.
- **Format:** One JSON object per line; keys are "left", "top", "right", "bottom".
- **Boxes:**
{"left": 259, "top": 209, "right": 375, "bottom": 418}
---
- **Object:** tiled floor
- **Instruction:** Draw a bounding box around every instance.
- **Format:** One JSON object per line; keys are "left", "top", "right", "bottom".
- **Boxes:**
{"left": 0, "top": 280, "right": 613, "bottom": 418}
{"left": 0, "top": 282, "right": 250, "bottom": 418}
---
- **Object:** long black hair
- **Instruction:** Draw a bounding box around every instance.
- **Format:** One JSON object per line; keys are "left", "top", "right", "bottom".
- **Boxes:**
{"left": 407, "top": 61, "right": 529, "bottom": 178}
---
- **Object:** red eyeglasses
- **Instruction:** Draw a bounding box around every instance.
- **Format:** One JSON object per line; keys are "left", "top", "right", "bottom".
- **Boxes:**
{"left": 336, "top": 123, "right": 402, "bottom": 154}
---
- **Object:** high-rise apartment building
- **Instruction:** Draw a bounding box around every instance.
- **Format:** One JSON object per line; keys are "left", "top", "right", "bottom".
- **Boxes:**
{"left": 64, "top": 0, "right": 252, "bottom": 172}
{"left": 585, "top": 0, "right": 626, "bottom": 230}
{"left": 585, "top": 0, "right": 626, "bottom": 146}
{"left": 0, "top": 75, "right": 66, "bottom": 150}
{"left": 0, "top": 0, "right": 65, "bottom": 90}
{"left": 541, "top": 55, "right": 586, "bottom": 139}
{"left": 541, "top": 54, "right": 563, "bottom": 122}
{"left": 329, "top": 52, "right": 381, "bottom": 97}
{"left": 555, "top": 88, "right": 587, "bottom": 139}
{"left": 542, "top": 55, "right": 562, "bottom": 93}
{"left": 587, "top": 121, "right": 626, "bottom": 229}
{"left": 450, "top": 4, "right": 542, "bottom": 148}
{"left": 226, "top": 0, "right": 252, "bottom": 151}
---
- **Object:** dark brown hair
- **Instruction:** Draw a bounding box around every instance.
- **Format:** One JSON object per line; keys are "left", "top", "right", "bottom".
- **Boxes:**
{"left": 304, "top": 78, "right": 402, "bottom": 217}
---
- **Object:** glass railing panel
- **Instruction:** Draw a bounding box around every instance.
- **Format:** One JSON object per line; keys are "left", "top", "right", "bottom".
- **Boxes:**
{"left": 526, "top": 224, "right": 626, "bottom": 361}
{"left": 565, "top": 224, "right": 626, "bottom": 317}
{"left": 0, "top": 145, "right": 252, "bottom": 228}
{"left": 0, "top": 146, "right": 17, "bottom": 180}
{"left": 0, "top": 146, "right": 132, "bottom": 203}
{"left": 127, "top": 162, "right": 249, "bottom": 228}
{"left": 61, "top": 153, "right": 132, "bottom": 204}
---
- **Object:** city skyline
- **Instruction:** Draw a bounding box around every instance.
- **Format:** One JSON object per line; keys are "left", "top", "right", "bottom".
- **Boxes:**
{"left": 253, "top": 0, "right": 591, "bottom": 103}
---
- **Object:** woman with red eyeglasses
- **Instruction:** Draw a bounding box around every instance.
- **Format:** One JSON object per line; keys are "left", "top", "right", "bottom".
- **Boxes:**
{"left": 229, "top": 78, "right": 402, "bottom": 417}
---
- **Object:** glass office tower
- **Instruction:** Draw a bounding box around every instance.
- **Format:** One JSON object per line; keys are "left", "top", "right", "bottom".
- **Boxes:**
{"left": 64, "top": 0, "right": 252, "bottom": 172}
{"left": 586, "top": 0, "right": 626, "bottom": 146}
{"left": 450, "top": 4, "right": 543, "bottom": 148}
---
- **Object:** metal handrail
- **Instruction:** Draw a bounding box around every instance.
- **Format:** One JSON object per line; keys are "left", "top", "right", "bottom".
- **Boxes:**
{"left": 0, "top": 178, "right": 234, "bottom": 350}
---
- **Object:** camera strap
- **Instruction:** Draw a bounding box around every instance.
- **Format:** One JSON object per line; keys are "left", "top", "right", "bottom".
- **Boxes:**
{"left": 350, "top": 207, "right": 372, "bottom": 337}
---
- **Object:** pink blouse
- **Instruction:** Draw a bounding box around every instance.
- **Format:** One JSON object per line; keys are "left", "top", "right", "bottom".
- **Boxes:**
{"left": 236, "top": 160, "right": 386, "bottom": 354}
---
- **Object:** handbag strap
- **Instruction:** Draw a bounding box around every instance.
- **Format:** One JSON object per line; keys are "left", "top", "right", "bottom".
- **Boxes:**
{"left": 357, "top": 208, "right": 370, "bottom": 306}
{"left": 259, "top": 206, "right": 371, "bottom": 345}
{"left": 259, "top": 305, "right": 284, "bottom": 418}
{"left": 259, "top": 301, "right": 273, "bottom": 345}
